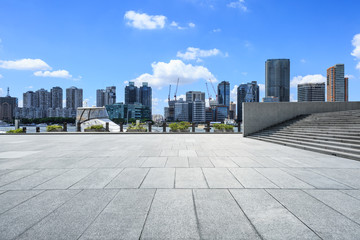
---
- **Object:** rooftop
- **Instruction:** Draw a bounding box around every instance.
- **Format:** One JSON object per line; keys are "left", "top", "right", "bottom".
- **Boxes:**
{"left": 0, "top": 134, "right": 360, "bottom": 239}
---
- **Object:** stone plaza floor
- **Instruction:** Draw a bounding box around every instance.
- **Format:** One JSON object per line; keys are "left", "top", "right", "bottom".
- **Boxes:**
{"left": 0, "top": 134, "right": 360, "bottom": 239}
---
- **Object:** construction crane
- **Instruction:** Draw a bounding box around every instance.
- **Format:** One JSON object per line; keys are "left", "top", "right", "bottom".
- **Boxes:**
{"left": 174, "top": 78, "right": 180, "bottom": 101}
{"left": 205, "top": 82, "right": 212, "bottom": 101}
{"left": 209, "top": 79, "right": 218, "bottom": 102}
{"left": 168, "top": 85, "right": 172, "bottom": 104}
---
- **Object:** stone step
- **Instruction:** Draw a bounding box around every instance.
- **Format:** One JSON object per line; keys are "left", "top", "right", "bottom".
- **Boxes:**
{"left": 275, "top": 128, "right": 360, "bottom": 135}
{"left": 248, "top": 136, "right": 360, "bottom": 161}
{"left": 252, "top": 135, "right": 360, "bottom": 156}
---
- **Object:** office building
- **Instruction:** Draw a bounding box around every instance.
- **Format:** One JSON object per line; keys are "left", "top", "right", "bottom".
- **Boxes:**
{"left": 139, "top": 82, "right": 152, "bottom": 115}
{"left": 327, "top": 64, "right": 348, "bottom": 102}
{"left": 0, "top": 88, "right": 18, "bottom": 122}
{"left": 66, "top": 87, "right": 83, "bottom": 109}
{"left": 265, "top": 59, "right": 290, "bottom": 102}
{"left": 263, "top": 96, "right": 279, "bottom": 102}
{"left": 186, "top": 91, "right": 205, "bottom": 102}
{"left": 215, "top": 106, "right": 228, "bottom": 122}
{"left": 229, "top": 102, "right": 236, "bottom": 120}
{"left": 106, "top": 102, "right": 151, "bottom": 121}
{"left": 50, "top": 86, "right": 63, "bottom": 109}
{"left": 35, "top": 88, "right": 51, "bottom": 109}
{"left": 125, "top": 82, "right": 139, "bottom": 104}
{"left": 174, "top": 99, "right": 190, "bottom": 122}
{"left": 192, "top": 99, "right": 205, "bottom": 123}
{"left": 237, "top": 81, "right": 259, "bottom": 122}
{"left": 298, "top": 83, "right": 325, "bottom": 102}
{"left": 96, "top": 89, "right": 105, "bottom": 107}
{"left": 97, "top": 86, "right": 117, "bottom": 107}
{"left": 217, "top": 81, "right": 230, "bottom": 107}
{"left": 23, "top": 91, "right": 35, "bottom": 108}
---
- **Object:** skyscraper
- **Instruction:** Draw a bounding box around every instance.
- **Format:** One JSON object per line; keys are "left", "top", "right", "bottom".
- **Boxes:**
{"left": 96, "top": 89, "right": 105, "bottom": 107}
{"left": 66, "top": 87, "right": 83, "bottom": 109}
{"left": 186, "top": 91, "right": 205, "bottom": 102}
{"left": 174, "top": 99, "right": 189, "bottom": 122}
{"left": 298, "top": 83, "right": 325, "bottom": 102}
{"left": 50, "top": 86, "right": 63, "bottom": 109}
{"left": 0, "top": 88, "right": 18, "bottom": 122}
{"left": 327, "top": 64, "right": 348, "bottom": 102}
{"left": 229, "top": 102, "right": 236, "bottom": 120}
{"left": 265, "top": 59, "right": 290, "bottom": 102}
{"left": 217, "top": 81, "right": 230, "bottom": 107}
{"left": 23, "top": 91, "right": 35, "bottom": 108}
{"left": 139, "top": 82, "right": 152, "bottom": 115}
{"left": 125, "top": 82, "right": 139, "bottom": 104}
{"left": 35, "top": 88, "right": 51, "bottom": 109}
{"left": 237, "top": 81, "right": 259, "bottom": 122}
{"left": 192, "top": 99, "right": 205, "bottom": 123}
{"left": 104, "top": 86, "right": 116, "bottom": 105}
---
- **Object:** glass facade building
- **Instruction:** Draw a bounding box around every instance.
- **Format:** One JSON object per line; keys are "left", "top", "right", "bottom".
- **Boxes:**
{"left": 265, "top": 59, "right": 290, "bottom": 102}
{"left": 237, "top": 81, "right": 259, "bottom": 122}
{"left": 217, "top": 81, "right": 230, "bottom": 107}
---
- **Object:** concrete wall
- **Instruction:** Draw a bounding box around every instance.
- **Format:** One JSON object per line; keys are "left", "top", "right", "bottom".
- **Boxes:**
{"left": 242, "top": 101, "right": 360, "bottom": 136}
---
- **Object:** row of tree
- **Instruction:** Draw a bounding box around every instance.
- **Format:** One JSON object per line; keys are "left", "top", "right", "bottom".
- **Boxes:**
{"left": 20, "top": 117, "right": 76, "bottom": 124}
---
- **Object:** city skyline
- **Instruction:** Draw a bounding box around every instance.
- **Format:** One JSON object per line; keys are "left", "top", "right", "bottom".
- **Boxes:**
{"left": 0, "top": 0, "right": 359, "bottom": 115}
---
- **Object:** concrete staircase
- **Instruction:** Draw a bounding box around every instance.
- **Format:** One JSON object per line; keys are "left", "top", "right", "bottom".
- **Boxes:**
{"left": 248, "top": 109, "right": 360, "bottom": 160}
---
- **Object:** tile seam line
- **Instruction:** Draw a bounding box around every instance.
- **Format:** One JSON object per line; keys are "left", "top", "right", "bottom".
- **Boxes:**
{"left": 264, "top": 189, "right": 323, "bottom": 240}
{"left": 15, "top": 189, "right": 84, "bottom": 240}
{"left": 228, "top": 189, "right": 264, "bottom": 240}
{"left": 29, "top": 169, "right": 72, "bottom": 190}
{"left": 76, "top": 189, "right": 121, "bottom": 240}
{"left": 191, "top": 189, "right": 202, "bottom": 239}
{"left": 277, "top": 168, "right": 317, "bottom": 188}
{"left": 252, "top": 168, "right": 281, "bottom": 188}
{"left": 226, "top": 168, "right": 245, "bottom": 188}
{"left": 139, "top": 189, "right": 157, "bottom": 240}
{"left": 307, "top": 168, "right": 356, "bottom": 189}
{"left": 200, "top": 168, "right": 210, "bottom": 188}
{"left": 339, "top": 190, "right": 360, "bottom": 201}
{"left": 138, "top": 168, "right": 151, "bottom": 189}
{"left": 0, "top": 169, "right": 41, "bottom": 188}
{"left": 64, "top": 168, "right": 99, "bottom": 189}
{"left": 301, "top": 189, "right": 360, "bottom": 227}
{"left": 103, "top": 168, "right": 126, "bottom": 188}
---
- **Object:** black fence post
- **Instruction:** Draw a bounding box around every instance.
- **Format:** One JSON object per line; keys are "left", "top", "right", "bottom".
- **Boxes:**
{"left": 63, "top": 122, "right": 67, "bottom": 132}
{"left": 36, "top": 127, "right": 40, "bottom": 133}
{"left": 120, "top": 122, "right": 123, "bottom": 132}
{"left": 192, "top": 123, "right": 196, "bottom": 132}
{"left": 238, "top": 122, "right": 241, "bottom": 133}
{"left": 205, "top": 122, "right": 211, "bottom": 133}
{"left": 22, "top": 127, "right": 27, "bottom": 133}
{"left": 106, "top": 122, "right": 110, "bottom": 132}
{"left": 148, "top": 123, "right": 152, "bottom": 132}
{"left": 77, "top": 122, "right": 81, "bottom": 132}
{"left": 163, "top": 122, "right": 167, "bottom": 133}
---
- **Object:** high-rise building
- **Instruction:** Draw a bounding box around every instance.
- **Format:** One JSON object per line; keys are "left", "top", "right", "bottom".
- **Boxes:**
{"left": 23, "top": 91, "right": 35, "bottom": 108}
{"left": 229, "top": 102, "right": 236, "bottom": 120}
{"left": 125, "top": 82, "right": 139, "bottom": 104}
{"left": 217, "top": 81, "right": 230, "bottom": 107}
{"left": 174, "top": 99, "right": 189, "bottom": 122}
{"left": 50, "top": 86, "right": 63, "bottom": 109}
{"left": 104, "top": 86, "right": 116, "bottom": 105}
{"left": 139, "top": 82, "right": 152, "bottom": 115}
{"left": 192, "top": 99, "right": 205, "bottom": 123}
{"left": 237, "top": 81, "right": 259, "bottom": 122}
{"left": 66, "top": 87, "right": 83, "bottom": 109}
{"left": 0, "top": 88, "right": 18, "bottom": 122}
{"left": 265, "top": 59, "right": 290, "bottom": 102}
{"left": 96, "top": 89, "right": 105, "bottom": 107}
{"left": 215, "top": 106, "right": 228, "bottom": 122}
{"left": 298, "top": 83, "right": 325, "bottom": 102}
{"left": 327, "top": 64, "right": 348, "bottom": 102}
{"left": 35, "top": 88, "right": 51, "bottom": 109}
{"left": 186, "top": 91, "right": 205, "bottom": 102}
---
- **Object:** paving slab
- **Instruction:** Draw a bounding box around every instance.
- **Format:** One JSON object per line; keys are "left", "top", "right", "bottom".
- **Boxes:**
{"left": 18, "top": 189, "right": 118, "bottom": 240}
{"left": 0, "top": 190, "right": 80, "bottom": 240}
{"left": 230, "top": 156, "right": 263, "bottom": 167}
{"left": 35, "top": 169, "right": 95, "bottom": 189}
{"left": 0, "top": 151, "right": 40, "bottom": 159}
{"left": 141, "top": 157, "right": 167, "bottom": 167}
{"left": 193, "top": 189, "right": 260, "bottom": 239}
{"left": 141, "top": 168, "right": 175, "bottom": 188}
{"left": 310, "top": 168, "right": 360, "bottom": 189}
{"left": 80, "top": 189, "right": 155, "bottom": 240}
{"left": 116, "top": 157, "right": 147, "bottom": 168}
{"left": 341, "top": 190, "right": 360, "bottom": 200}
{"left": 209, "top": 156, "right": 239, "bottom": 167}
{"left": 230, "top": 189, "right": 319, "bottom": 240}
{"left": 0, "top": 169, "right": 39, "bottom": 187}
{"left": 229, "top": 168, "right": 279, "bottom": 188}
{"left": 70, "top": 168, "right": 123, "bottom": 189}
{"left": 141, "top": 189, "right": 200, "bottom": 239}
{"left": 179, "top": 150, "right": 197, "bottom": 157}
{"left": 268, "top": 189, "right": 360, "bottom": 239}
{"left": 106, "top": 168, "right": 149, "bottom": 188}
{"left": 165, "top": 156, "right": 189, "bottom": 167}
{"left": 0, "top": 190, "right": 43, "bottom": 214}
{"left": 188, "top": 157, "right": 214, "bottom": 167}
{"left": 202, "top": 168, "right": 243, "bottom": 188}
{"left": 160, "top": 150, "right": 178, "bottom": 157}
{"left": 175, "top": 168, "right": 208, "bottom": 188}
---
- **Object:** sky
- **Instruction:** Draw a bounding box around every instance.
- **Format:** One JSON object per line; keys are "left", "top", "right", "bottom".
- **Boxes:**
{"left": 0, "top": 0, "right": 360, "bottom": 115}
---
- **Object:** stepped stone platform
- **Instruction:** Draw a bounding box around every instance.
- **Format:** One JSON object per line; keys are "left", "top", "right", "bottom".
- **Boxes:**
{"left": 0, "top": 134, "right": 360, "bottom": 239}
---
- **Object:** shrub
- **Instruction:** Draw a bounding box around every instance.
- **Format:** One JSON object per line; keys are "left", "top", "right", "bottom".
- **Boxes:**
{"left": 85, "top": 124, "right": 104, "bottom": 130}
{"left": 6, "top": 128, "right": 24, "bottom": 134}
{"left": 169, "top": 122, "right": 190, "bottom": 131}
{"left": 213, "top": 123, "right": 233, "bottom": 130}
{"left": 46, "top": 125, "right": 63, "bottom": 132}
{"left": 169, "top": 123, "right": 178, "bottom": 131}
{"left": 128, "top": 122, "right": 146, "bottom": 130}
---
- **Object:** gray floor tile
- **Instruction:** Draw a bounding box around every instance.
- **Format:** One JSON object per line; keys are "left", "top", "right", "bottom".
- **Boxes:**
{"left": 141, "top": 157, "right": 167, "bottom": 167}
{"left": 175, "top": 168, "right": 208, "bottom": 188}
{"left": 141, "top": 189, "right": 200, "bottom": 239}
{"left": 202, "top": 168, "right": 243, "bottom": 188}
{"left": 188, "top": 157, "right": 214, "bottom": 167}
{"left": 0, "top": 169, "right": 39, "bottom": 187}
{"left": 0, "top": 190, "right": 43, "bottom": 214}
{"left": 165, "top": 156, "right": 189, "bottom": 167}
{"left": 341, "top": 190, "right": 360, "bottom": 200}
{"left": 141, "top": 168, "right": 175, "bottom": 188}
{"left": 193, "top": 189, "right": 260, "bottom": 239}
{"left": 229, "top": 168, "right": 279, "bottom": 188}
{"left": 70, "top": 169, "right": 122, "bottom": 189}
{"left": 209, "top": 157, "right": 239, "bottom": 167}
{"left": 230, "top": 156, "right": 263, "bottom": 167}
{"left": 106, "top": 168, "right": 149, "bottom": 188}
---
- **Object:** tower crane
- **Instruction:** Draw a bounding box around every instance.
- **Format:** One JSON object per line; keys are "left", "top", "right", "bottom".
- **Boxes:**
{"left": 209, "top": 79, "right": 218, "bottom": 102}
{"left": 174, "top": 78, "right": 180, "bottom": 101}
{"left": 205, "top": 82, "right": 212, "bottom": 101}
{"left": 168, "top": 85, "right": 171, "bottom": 105}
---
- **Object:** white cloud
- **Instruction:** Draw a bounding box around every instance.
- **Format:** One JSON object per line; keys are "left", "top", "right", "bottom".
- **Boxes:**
{"left": 177, "top": 47, "right": 222, "bottom": 61}
{"left": 18, "top": 100, "right": 23, "bottom": 108}
{"left": 152, "top": 98, "right": 160, "bottom": 106}
{"left": 212, "top": 28, "right": 221, "bottom": 33}
{"left": 0, "top": 58, "right": 51, "bottom": 71}
{"left": 129, "top": 59, "right": 216, "bottom": 88}
{"left": 230, "top": 85, "right": 238, "bottom": 102}
{"left": 227, "top": 0, "right": 247, "bottom": 12}
{"left": 34, "top": 70, "right": 72, "bottom": 79}
{"left": 124, "top": 11, "right": 166, "bottom": 30}
{"left": 290, "top": 74, "right": 326, "bottom": 88}
{"left": 177, "top": 94, "right": 186, "bottom": 101}
{"left": 188, "top": 22, "right": 196, "bottom": 28}
{"left": 300, "top": 59, "right": 306, "bottom": 63}
{"left": 351, "top": 34, "right": 360, "bottom": 70}
{"left": 170, "top": 21, "right": 178, "bottom": 27}
{"left": 241, "top": 72, "right": 248, "bottom": 76}
{"left": 345, "top": 74, "right": 355, "bottom": 79}
{"left": 0, "top": 74, "right": 3, "bottom": 79}
{"left": 290, "top": 94, "right": 297, "bottom": 102}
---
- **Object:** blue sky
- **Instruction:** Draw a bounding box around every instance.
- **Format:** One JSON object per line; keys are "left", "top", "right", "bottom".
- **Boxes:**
{"left": 0, "top": 0, "right": 360, "bottom": 114}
